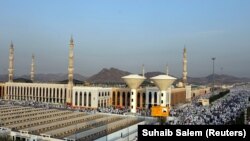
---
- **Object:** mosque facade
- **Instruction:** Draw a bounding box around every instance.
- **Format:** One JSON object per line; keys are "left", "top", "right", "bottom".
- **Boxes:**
{"left": 0, "top": 38, "right": 209, "bottom": 112}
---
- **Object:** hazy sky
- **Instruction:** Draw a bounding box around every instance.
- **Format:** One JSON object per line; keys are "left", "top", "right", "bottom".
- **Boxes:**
{"left": 0, "top": 0, "right": 250, "bottom": 78}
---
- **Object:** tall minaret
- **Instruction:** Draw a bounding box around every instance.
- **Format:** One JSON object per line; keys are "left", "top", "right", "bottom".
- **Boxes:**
{"left": 31, "top": 54, "right": 35, "bottom": 82}
{"left": 182, "top": 46, "right": 187, "bottom": 86}
{"left": 66, "top": 36, "right": 74, "bottom": 105}
{"left": 166, "top": 64, "right": 169, "bottom": 75}
{"left": 8, "top": 41, "right": 14, "bottom": 82}
{"left": 142, "top": 64, "right": 145, "bottom": 77}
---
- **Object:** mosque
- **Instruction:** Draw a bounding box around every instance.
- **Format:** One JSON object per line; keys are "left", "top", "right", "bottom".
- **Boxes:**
{"left": 0, "top": 37, "right": 210, "bottom": 113}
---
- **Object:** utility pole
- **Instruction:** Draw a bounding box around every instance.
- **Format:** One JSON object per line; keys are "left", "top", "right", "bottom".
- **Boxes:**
{"left": 212, "top": 57, "right": 216, "bottom": 94}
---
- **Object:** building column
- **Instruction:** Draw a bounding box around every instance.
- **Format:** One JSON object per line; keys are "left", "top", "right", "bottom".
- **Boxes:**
{"left": 13, "top": 86, "right": 16, "bottom": 100}
{"left": 106, "top": 99, "right": 108, "bottom": 107}
{"left": 120, "top": 93, "right": 123, "bottom": 107}
{"left": 86, "top": 93, "right": 89, "bottom": 107}
{"left": 54, "top": 88, "right": 57, "bottom": 103}
{"left": 42, "top": 87, "right": 45, "bottom": 102}
{"left": 9, "top": 86, "right": 12, "bottom": 100}
{"left": 29, "top": 87, "right": 32, "bottom": 101}
{"left": 140, "top": 93, "right": 143, "bottom": 108}
{"left": 72, "top": 91, "right": 75, "bottom": 106}
{"left": 77, "top": 91, "right": 80, "bottom": 107}
{"left": 109, "top": 97, "right": 112, "bottom": 106}
{"left": 25, "top": 87, "right": 28, "bottom": 101}
{"left": 125, "top": 92, "right": 128, "bottom": 108}
{"left": 151, "top": 93, "right": 154, "bottom": 106}
{"left": 26, "top": 87, "right": 28, "bottom": 101}
{"left": 145, "top": 92, "right": 149, "bottom": 109}
{"left": 21, "top": 87, "right": 24, "bottom": 100}
{"left": 52, "top": 88, "right": 55, "bottom": 103}
{"left": 114, "top": 92, "right": 117, "bottom": 106}
{"left": 167, "top": 88, "right": 171, "bottom": 108}
{"left": 58, "top": 89, "right": 61, "bottom": 104}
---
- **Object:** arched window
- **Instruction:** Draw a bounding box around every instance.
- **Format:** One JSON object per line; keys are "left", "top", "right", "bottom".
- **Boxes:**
{"left": 75, "top": 92, "right": 78, "bottom": 106}
{"left": 36, "top": 87, "right": 39, "bottom": 100}
{"left": 57, "top": 88, "right": 59, "bottom": 98}
{"left": 89, "top": 92, "right": 91, "bottom": 107}
{"left": 80, "top": 92, "right": 82, "bottom": 106}
{"left": 154, "top": 92, "right": 157, "bottom": 106}
{"left": 117, "top": 92, "right": 120, "bottom": 106}
{"left": 24, "top": 87, "right": 26, "bottom": 97}
{"left": 127, "top": 92, "right": 130, "bottom": 106}
{"left": 61, "top": 88, "right": 63, "bottom": 99}
{"left": 137, "top": 92, "right": 140, "bottom": 107}
{"left": 122, "top": 92, "right": 126, "bottom": 106}
{"left": 6, "top": 86, "right": 8, "bottom": 95}
{"left": 112, "top": 92, "right": 116, "bottom": 105}
{"left": 46, "top": 88, "right": 48, "bottom": 98}
{"left": 53, "top": 88, "right": 55, "bottom": 97}
{"left": 32, "top": 87, "right": 35, "bottom": 99}
{"left": 143, "top": 93, "right": 146, "bottom": 108}
{"left": 43, "top": 88, "right": 45, "bottom": 98}
{"left": 84, "top": 92, "right": 87, "bottom": 106}
{"left": 17, "top": 87, "right": 20, "bottom": 98}
{"left": 149, "top": 92, "right": 152, "bottom": 105}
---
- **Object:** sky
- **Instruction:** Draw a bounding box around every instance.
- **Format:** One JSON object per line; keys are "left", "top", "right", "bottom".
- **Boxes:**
{"left": 0, "top": 0, "right": 250, "bottom": 78}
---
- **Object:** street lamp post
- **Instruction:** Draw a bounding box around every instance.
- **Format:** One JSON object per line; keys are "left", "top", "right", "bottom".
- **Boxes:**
{"left": 212, "top": 57, "right": 216, "bottom": 94}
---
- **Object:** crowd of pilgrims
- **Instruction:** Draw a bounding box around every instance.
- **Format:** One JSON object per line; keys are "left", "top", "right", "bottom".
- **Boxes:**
{"left": 167, "top": 84, "right": 250, "bottom": 125}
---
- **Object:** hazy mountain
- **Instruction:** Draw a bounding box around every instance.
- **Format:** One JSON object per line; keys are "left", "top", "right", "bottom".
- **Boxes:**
{"left": 0, "top": 74, "right": 8, "bottom": 82}
{"left": 188, "top": 74, "right": 250, "bottom": 85}
{"left": 13, "top": 78, "right": 32, "bottom": 83}
{"left": 0, "top": 73, "right": 87, "bottom": 83}
{"left": 87, "top": 68, "right": 130, "bottom": 83}
{"left": 144, "top": 72, "right": 165, "bottom": 78}
{"left": 0, "top": 69, "right": 249, "bottom": 85}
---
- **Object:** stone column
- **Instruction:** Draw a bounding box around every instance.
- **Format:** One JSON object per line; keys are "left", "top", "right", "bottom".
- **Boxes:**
{"left": 125, "top": 92, "right": 128, "bottom": 108}
{"left": 151, "top": 93, "right": 155, "bottom": 106}
{"left": 145, "top": 92, "right": 149, "bottom": 109}
{"left": 114, "top": 92, "right": 117, "bottom": 106}
{"left": 140, "top": 93, "right": 143, "bottom": 108}
{"left": 77, "top": 92, "right": 80, "bottom": 107}
{"left": 120, "top": 93, "right": 123, "bottom": 107}
{"left": 72, "top": 91, "right": 75, "bottom": 106}
{"left": 86, "top": 93, "right": 89, "bottom": 107}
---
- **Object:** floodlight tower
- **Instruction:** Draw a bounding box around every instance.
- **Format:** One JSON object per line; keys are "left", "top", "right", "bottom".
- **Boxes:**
{"left": 212, "top": 57, "right": 216, "bottom": 94}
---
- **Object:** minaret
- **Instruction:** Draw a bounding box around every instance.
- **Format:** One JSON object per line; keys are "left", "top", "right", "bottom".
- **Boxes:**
{"left": 182, "top": 46, "right": 187, "bottom": 86}
{"left": 31, "top": 54, "right": 35, "bottom": 82}
{"left": 166, "top": 64, "right": 169, "bottom": 75}
{"left": 8, "top": 41, "right": 14, "bottom": 82}
{"left": 142, "top": 64, "right": 145, "bottom": 77}
{"left": 66, "top": 36, "right": 74, "bottom": 105}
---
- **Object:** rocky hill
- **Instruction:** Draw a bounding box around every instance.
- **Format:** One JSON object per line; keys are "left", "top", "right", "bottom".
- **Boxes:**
{"left": 87, "top": 68, "right": 130, "bottom": 83}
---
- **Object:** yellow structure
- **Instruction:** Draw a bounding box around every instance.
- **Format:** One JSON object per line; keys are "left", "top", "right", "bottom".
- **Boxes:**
{"left": 151, "top": 106, "right": 169, "bottom": 117}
